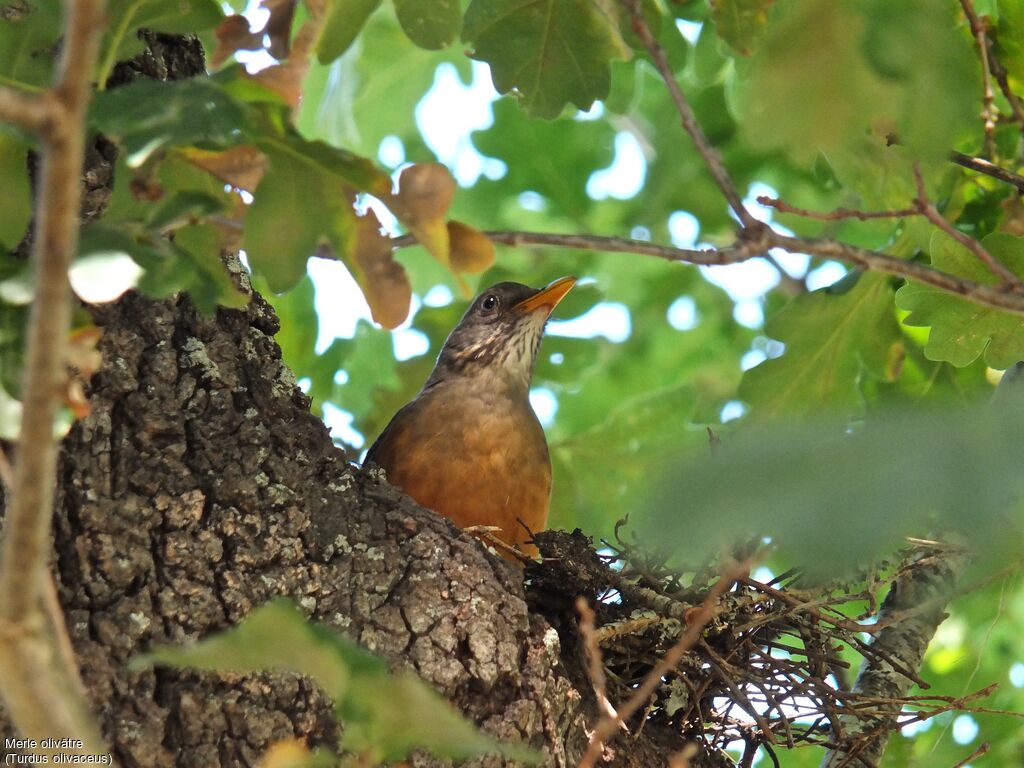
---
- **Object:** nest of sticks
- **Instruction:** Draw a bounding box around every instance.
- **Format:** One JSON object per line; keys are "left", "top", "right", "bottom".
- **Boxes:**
{"left": 528, "top": 529, "right": 999, "bottom": 767}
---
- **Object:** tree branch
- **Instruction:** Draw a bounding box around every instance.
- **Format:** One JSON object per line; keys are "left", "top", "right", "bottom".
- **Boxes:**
{"left": 392, "top": 230, "right": 755, "bottom": 265}
{"left": 819, "top": 550, "right": 969, "bottom": 768}
{"left": 620, "top": 0, "right": 757, "bottom": 228}
{"left": 0, "top": 0, "right": 111, "bottom": 760}
{"left": 949, "top": 151, "right": 1024, "bottom": 194}
{"left": 959, "top": 0, "right": 1024, "bottom": 135}
{"left": 397, "top": 227, "right": 1024, "bottom": 316}
{"left": 911, "top": 164, "right": 1022, "bottom": 289}
{"left": 0, "top": 87, "right": 56, "bottom": 135}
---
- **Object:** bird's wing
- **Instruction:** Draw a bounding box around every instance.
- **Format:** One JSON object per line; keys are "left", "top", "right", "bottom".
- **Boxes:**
{"left": 363, "top": 400, "right": 418, "bottom": 468}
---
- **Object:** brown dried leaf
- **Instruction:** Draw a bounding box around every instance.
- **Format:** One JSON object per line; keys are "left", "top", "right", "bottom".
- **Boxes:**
{"left": 385, "top": 163, "right": 456, "bottom": 266}
{"left": 348, "top": 210, "right": 412, "bottom": 328}
{"left": 447, "top": 220, "right": 495, "bottom": 274}
{"left": 179, "top": 146, "right": 268, "bottom": 192}
{"left": 262, "top": 0, "right": 298, "bottom": 59}
{"left": 64, "top": 326, "right": 103, "bottom": 420}
{"left": 211, "top": 14, "right": 263, "bottom": 68}
{"left": 252, "top": 20, "right": 316, "bottom": 108}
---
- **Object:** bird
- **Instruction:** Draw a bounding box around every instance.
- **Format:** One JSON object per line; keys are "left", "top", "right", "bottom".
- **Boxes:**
{"left": 364, "top": 276, "right": 576, "bottom": 559}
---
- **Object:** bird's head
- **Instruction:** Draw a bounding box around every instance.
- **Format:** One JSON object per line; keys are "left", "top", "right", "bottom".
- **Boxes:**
{"left": 427, "top": 276, "right": 576, "bottom": 395}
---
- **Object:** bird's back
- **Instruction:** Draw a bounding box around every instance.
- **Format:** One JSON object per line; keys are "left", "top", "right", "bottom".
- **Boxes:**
{"left": 365, "top": 379, "right": 551, "bottom": 557}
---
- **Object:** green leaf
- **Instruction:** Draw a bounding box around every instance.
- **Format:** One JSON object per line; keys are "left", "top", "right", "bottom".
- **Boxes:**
{"left": 243, "top": 146, "right": 356, "bottom": 293}
{"left": 462, "top": 0, "right": 630, "bottom": 118}
{"left": 0, "top": 0, "right": 62, "bottom": 88}
{"left": 639, "top": 402, "right": 1024, "bottom": 578}
{"left": 135, "top": 599, "right": 539, "bottom": 764}
{"left": 101, "top": 0, "right": 223, "bottom": 69}
{"left": 470, "top": 97, "right": 616, "bottom": 221}
{"left": 997, "top": 0, "right": 1024, "bottom": 82}
{"left": 741, "top": 0, "right": 977, "bottom": 162}
{"left": 90, "top": 79, "right": 249, "bottom": 166}
{"left": 740, "top": 272, "right": 901, "bottom": 419}
{"left": 0, "top": 135, "right": 32, "bottom": 250}
{"left": 317, "top": 0, "right": 382, "bottom": 63}
{"left": 709, "top": 0, "right": 774, "bottom": 55}
{"left": 897, "top": 231, "right": 1024, "bottom": 369}
{"left": 394, "top": 0, "right": 461, "bottom": 49}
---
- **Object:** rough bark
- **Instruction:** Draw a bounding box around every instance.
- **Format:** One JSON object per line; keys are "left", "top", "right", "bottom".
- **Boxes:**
{"left": 819, "top": 551, "right": 968, "bottom": 768}
{"left": 0, "top": 278, "right": 597, "bottom": 766}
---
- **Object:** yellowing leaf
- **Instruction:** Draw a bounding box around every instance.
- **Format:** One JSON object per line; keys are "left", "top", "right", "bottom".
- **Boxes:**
{"left": 256, "top": 739, "right": 326, "bottom": 768}
{"left": 384, "top": 163, "right": 456, "bottom": 265}
{"left": 447, "top": 220, "right": 495, "bottom": 274}
{"left": 346, "top": 211, "right": 412, "bottom": 328}
{"left": 253, "top": 20, "right": 317, "bottom": 108}
{"left": 179, "top": 146, "right": 269, "bottom": 192}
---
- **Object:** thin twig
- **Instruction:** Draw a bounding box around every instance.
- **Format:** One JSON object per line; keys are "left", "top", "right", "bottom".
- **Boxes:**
{"left": 949, "top": 151, "right": 1024, "bottom": 194}
{"left": 912, "top": 163, "right": 1022, "bottom": 288}
{"left": 0, "top": 0, "right": 111, "bottom": 760}
{"left": 391, "top": 230, "right": 756, "bottom": 266}
{"left": 951, "top": 742, "right": 990, "bottom": 768}
{"left": 620, "top": 0, "right": 756, "bottom": 228}
{"left": 758, "top": 197, "right": 919, "bottom": 222}
{"left": 576, "top": 596, "right": 622, "bottom": 761}
{"left": 960, "top": 0, "right": 1024, "bottom": 135}
{"left": 579, "top": 560, "right": 749, "bottom": 768}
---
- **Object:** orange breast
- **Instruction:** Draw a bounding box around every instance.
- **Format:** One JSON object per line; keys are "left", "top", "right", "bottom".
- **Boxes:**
{"left": 366, "top": 387, "right": 551, "bottom": 557}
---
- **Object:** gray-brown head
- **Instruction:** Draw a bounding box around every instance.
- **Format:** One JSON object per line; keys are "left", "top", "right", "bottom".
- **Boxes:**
{"left": 424, "top": 277, "right": 576, "bottom": 396}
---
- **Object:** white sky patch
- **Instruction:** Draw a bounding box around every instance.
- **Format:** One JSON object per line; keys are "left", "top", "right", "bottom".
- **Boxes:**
{"left": 518, "top": 191, "right": 547, "bottom": 211}
{"left": 323, "top": 402, "right": 366, "bottom": 448}
{"left": 676, "top": 19, "right": 703, "bottom": 44}
{"left": 733, "top": 301, "right": 764, "bottom": 328}
{"left": 377, "top": 135, "right": 406, "bottom": 167}
{"left": 720, "top": 400, "right": 746, "bottom": 422}
{"left": 901, "top": 715, "right": 934, "bottom": 737}
{"left": 952, "top": 714, "right": 979, "bottom": 744}
{"left": 701, "top": 258, "right": 779, "bottom": 301}
{"left": 1010, "top": 662, "right": 1024, "bottom": 687}
{"left": 309, "top": 258, "right": 373, "bottom": 352}
{"left": 423, "top": 284, "right": 453, "bottom": 306}
{"left": 575, "top": 102, "right": 605, "bottom": 121}
{"left": 70, "top": 252, "right": 144, "bottom": 303}
{"left": 393, "top": 327, "right": 430, "bottom": 360}
{"left": 806, "top": 261, "right": 848, "bottom": 291}
{"left": 587, "top": 132, "right": 647, "bottom": 200}
{"left": 667, "top": 296, "right": 699, "bottom": 330}
{"left": 548, "top": 302, "right": 632, "bottom": 342}
{"left": 669, "top": 210, "right": 700, "bottom": 248}
{"left": 530, "top": 387, "right": 558, "bottom": 426}
{"left": 741, "top": 349, "right": 767, "bottom": 371}
{"left": 415, "top": 62, "right": 505, "bottom": 186}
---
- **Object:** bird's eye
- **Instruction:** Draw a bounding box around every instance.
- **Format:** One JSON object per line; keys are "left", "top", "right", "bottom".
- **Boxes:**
{"left": 481, "top": 294, "right": 498, "bottom": 312}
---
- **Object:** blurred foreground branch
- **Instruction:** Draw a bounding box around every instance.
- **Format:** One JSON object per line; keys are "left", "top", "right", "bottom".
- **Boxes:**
{"left": 0, "top": 0, "right": 112, "bottom": 760}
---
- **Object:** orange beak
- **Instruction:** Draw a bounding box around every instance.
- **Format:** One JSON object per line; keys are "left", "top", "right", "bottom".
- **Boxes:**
{"left": 514, "top": 276, "right": 576, "bottom": 316}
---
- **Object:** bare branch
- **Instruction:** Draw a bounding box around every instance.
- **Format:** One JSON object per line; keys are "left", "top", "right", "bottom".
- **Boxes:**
{"left": 757, "top": 196, "right": 919, "bottom": 222}
{"left": 912, "top": 163, "right": 1022, "bottom": 289}
{"left": 392, "top": 229, "right": 757, "bottom": 265}
{"left": 960, "top": 0, "right": 1024, "bottom": 135}
{"left": 0, "top": 0, "right": 112, "bottom": 760}
{"left": 620, "top": 0, "right": 756, "bottom": 228}
{"left": 949, "top": 151, "right": 1024, "bottom": 194}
